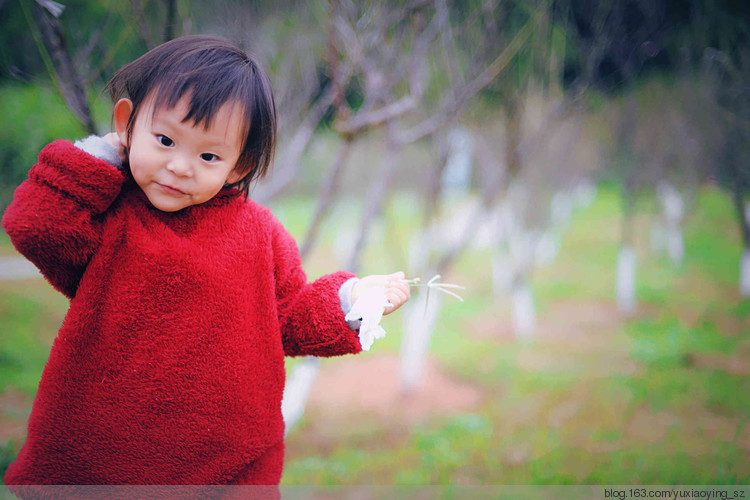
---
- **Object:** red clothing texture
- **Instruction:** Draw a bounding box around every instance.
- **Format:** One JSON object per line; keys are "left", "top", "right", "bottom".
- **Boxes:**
{"left": 2, "top": 140, "right": 362, "bottom": 485}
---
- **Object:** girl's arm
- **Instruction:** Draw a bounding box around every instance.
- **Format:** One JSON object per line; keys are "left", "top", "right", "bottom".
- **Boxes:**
{"left": 1, "top": 139, "right": 126, "bottom": 298}
{"left": 270, "top": 219, "right": 364, "bottom": 357}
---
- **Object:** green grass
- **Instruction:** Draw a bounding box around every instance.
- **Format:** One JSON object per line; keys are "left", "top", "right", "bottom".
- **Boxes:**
{"left": 1, "top": 184, "right": 748, "bottom": 485}
{"left": 0, "top": 288, "right": 63, "bottom": 394}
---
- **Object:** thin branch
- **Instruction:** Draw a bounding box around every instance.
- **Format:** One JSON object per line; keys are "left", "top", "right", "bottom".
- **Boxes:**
{"left": 397, "top": 12, "right": 540, "bottom": 146}
{"left": 24, "top": 0, "right": 96, "bottom": 134}
{"left": 255, "top": 61, "right": 354, "bottom": 204}
{"left": 131, "top": 0, "right": 156, "bottom": 49}
{"left": 163, "top": 0, "right": 177, "bottom": 42}
{"left": 436, "top": 0, "right": 463, "bottom": 92}
{"left": 334, "top": 95, "right": 417, "bottom": 134}
{"left": 76, "top": 17, "right": 109, "bottom": 71}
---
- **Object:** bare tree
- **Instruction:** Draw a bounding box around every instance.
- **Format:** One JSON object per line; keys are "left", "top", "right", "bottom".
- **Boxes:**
{"left": 706, "top": 47, "right": 750, "bottom": 295}
{"left": 563, "top": 0, "right": 673, "bottom": 314}
{"left": 17, "top": 0, "right": 185, "bottom": 135}
{"left": 275, "top": 0, "right": 555, "bottom": 415}
{"left": 22, "top": 0, "right": 96, "bottom": 133}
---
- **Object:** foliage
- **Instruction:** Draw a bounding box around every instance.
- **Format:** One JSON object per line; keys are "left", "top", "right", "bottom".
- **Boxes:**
{"left": 1, "top": 0, "right": 155, "bottom": 86}
{"left": 0, "top": 284, "right": 66, "bottom": 394}
{"left": 0, "top": 441, "right": 17, "bottom": 482}
{"left": 0, "top": 84, "right": 79, "bottom": 210}
{"left": 0, "top": 84, "right": 113, "bottom": 212}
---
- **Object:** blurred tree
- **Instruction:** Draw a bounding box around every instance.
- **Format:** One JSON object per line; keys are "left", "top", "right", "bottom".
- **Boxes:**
{"left": 561, "top": 0, "right": 691, "bottom": 313}
{"left": 23, "top": 0, "right": 96, "bottom": 133}
{"left": 703, "top": 34, "right": 750, "bottom": 295}
{"left": 1, "top": 0, "right": 188, "bottom": 128}
{"left": 0, "top": 0, "right": 187, "bottom": 210}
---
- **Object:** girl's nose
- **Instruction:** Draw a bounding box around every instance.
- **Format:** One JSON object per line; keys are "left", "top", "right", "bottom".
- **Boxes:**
{"left": 166, "top": 157, "right": 192, "bottom": 177}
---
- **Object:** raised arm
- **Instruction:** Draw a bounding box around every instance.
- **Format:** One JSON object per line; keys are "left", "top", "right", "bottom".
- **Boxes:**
{"left": 1, "top": 140, "right": 126, "bottom": 298}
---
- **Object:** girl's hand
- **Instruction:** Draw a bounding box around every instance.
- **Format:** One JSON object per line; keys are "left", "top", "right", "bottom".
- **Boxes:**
{"left": 352, "top": 271, "right": 411, "bottom": 315}
{"left": 103, "top": 132, "right": 128, "bottom": 166}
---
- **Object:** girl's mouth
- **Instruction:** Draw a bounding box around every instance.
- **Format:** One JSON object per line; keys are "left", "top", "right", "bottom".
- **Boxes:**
{"left": 157, "top": 183, "right": 185, "bottom": 196}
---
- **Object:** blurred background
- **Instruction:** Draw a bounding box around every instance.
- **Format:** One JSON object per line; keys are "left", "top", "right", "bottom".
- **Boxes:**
{"left": 1, "top": 0, "right": 749, "bottom": 486}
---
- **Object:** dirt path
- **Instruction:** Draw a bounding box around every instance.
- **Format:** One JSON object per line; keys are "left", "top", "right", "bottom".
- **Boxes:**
{"left": 305, "top": 353, "right": 483, "bottom": 425}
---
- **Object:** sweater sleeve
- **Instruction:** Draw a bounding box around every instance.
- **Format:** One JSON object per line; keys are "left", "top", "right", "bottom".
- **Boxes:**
{"left": 1, "top": 140, "right": 126, "bottom": 299}
{"left": 269, "top": 217, "right": 363, "bottom": 357}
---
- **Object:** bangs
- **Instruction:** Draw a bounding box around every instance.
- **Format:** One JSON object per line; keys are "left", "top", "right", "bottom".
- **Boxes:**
{"left": 150, "top": 52, "right": 254, "bottom": 132}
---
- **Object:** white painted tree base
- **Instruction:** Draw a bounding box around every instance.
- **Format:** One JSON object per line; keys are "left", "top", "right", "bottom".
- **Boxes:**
{"left": 492, "top": 250, "right": 513, "bottom": 298}
{"left": 617, "top": 246, "right": 637, "bottom": 314}
{"left": 400, "top": 292, "right": 443, "bottom": 392}
{"left": 533, "top": 230, "right": 560, "bottom": 267}
{"left": 650, "top": 220, "right": 666, "bottom": 252}
{"left": 281, "top": 356, "right": 320, "bottom": 434}
{"left": 658, "top": 183, "right": 684, "bottom": 266}
{"left": 667, "top": 226, "right": 684, "bottom": 265}
{"left": 741, "top": 249, "right": 750, "bottom": 298}
{"left": 512, "top": 281, "right": 536, "bottom": 339}
{"left": 574, "top": 181, "right": 597, "bottom": 210}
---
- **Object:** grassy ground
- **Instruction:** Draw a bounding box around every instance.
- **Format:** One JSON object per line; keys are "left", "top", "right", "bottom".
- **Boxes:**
{"left": 0, "top": 185, "right": 748, "bottom": 485}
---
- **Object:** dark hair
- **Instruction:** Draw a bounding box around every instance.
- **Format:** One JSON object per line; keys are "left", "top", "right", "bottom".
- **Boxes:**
{"left": 105, "top": 35, "right": 277, "bottom": 197}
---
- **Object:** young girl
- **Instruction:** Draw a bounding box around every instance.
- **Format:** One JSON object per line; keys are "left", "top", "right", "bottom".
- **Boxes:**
{"left": 2, "top": 35, "right": 410, "bottom": 486}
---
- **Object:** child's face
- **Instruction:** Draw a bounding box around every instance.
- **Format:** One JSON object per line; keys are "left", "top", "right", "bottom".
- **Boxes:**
{"left": 117, "top": 94, "right": 245, "bottom": 212}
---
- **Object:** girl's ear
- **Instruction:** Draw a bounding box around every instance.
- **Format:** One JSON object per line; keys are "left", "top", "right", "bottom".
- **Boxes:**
{"left": 113, "top": 98, "right": 134, "bottom": 148}
{"left": 225, "top": 168, "right": 244, "bottom": 185}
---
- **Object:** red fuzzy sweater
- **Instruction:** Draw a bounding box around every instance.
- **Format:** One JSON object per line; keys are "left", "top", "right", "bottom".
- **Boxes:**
{"left": 2, "top": 140, "right": 362, "bottom": 485}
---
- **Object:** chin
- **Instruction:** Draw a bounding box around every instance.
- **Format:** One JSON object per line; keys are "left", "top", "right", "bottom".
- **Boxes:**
{"left": 156, "top": 205, "right": 186, "bottom": 212}
{"left": 147, "top": 197, "right": 190, "bottom": 212}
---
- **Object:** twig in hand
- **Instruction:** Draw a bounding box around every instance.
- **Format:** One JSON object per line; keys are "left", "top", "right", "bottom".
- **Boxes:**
{"left": 405, "top": 274, "right": 465, "bottom": 316}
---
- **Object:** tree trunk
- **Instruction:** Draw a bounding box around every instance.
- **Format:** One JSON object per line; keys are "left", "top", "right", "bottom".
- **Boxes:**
{"left": 345, "top": 124, "right": 401, "bottom": 273}
{"left": 657, "top": 183, "right": 685, "bottom": 265}
{"left": 299, "top": 139, "right": 354, "bottom": 259}
{"left": 616, "top": 245, "right": 637, "bottom": 314}
{"left": 741, "top": 249, "right": 750, "bottom": 298}
{"left": 32, "top": 2, "right": 95, "bottom": 134}
{"left": 617, "top": 183, "right": 637, "bottom": 314}
{"left": 399, "top": 289, "right": 442, "bottom": 392}
{"left": 281, "top": 357, "right": 320, "bottom": 434}
{"left": 731, "top": 183, "right": 750, "bottom": 249}
{"left": 512, "top": 278, "right": 536, "bottom": 339}
{"left": 731, "top": 184, "right": 750, "bottom": 297}
{"left": 492, "top": 246, "right": 513, "bottom": 297}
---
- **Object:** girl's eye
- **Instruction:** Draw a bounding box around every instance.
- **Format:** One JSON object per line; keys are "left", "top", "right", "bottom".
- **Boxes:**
{"left": 201, "top": 153, "right": 219, "bottom": 162}
{"left": 158, "top": 135, "right": 174, "bottom": 147}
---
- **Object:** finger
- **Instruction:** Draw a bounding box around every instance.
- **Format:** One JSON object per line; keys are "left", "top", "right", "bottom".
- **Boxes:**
{"left": 388, "top": 286, "right": 408, "bottom": 304}
{"left": 384, "top": 301, "right": 403, "bottom": 315}
{"left": 392, "top": 280, "right": 411, "bottom": 294}
{"left": 387, "top": 283, "right": 410, "bottom": 303}
{"left": 386, "top": 275, "right": 408, "bottom": 290}
{"left": 383, "top": 292, "right": 407, "bottom": 315}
